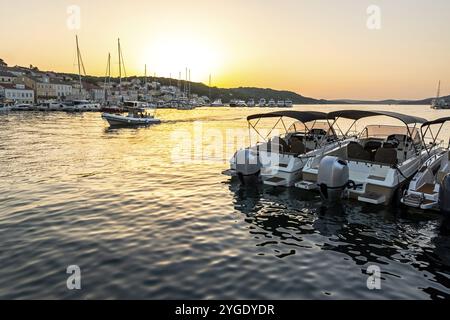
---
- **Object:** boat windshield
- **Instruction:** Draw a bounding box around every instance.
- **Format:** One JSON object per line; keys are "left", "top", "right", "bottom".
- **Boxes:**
{"left": 288, "top": 121, "right": 335, "bottom": 135}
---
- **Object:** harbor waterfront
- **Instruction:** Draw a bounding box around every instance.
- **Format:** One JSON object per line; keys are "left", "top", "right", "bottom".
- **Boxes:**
{"left": 1, "top": 105, "right": 450, "bottom": 299}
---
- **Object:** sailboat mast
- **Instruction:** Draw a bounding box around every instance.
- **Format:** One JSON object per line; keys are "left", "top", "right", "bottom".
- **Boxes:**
{"left": 209, "top": 74, "right": 211, "bottom": 102}
{"left": 104, "top": 53, "right": 111, "bottom": 101}
{"left": 145, "top": 64, "right": 149, "bottom": 98}
{"left": 118, "top": 38, "right": 122, "bottom": 93}
{"left": 76, "top": 35, "right": 83, "bottom": 95}
{"left": 188, "top": 69, "right": 191, "bottom": 98}
{"left": 185, "top": 67, "right": 187, "bottom": 97}
{"left": 437, "top": 80, "right": 441, "bottom": 99}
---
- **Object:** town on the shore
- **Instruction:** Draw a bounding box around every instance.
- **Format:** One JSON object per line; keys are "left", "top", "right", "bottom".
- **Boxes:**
{"left": 0, "top": 57, "right": 296, "bottom": 110}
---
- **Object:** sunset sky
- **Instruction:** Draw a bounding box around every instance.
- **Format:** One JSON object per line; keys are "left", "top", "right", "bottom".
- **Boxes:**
{"left": 1, "top": 0, "right": 449, "bottom": 100}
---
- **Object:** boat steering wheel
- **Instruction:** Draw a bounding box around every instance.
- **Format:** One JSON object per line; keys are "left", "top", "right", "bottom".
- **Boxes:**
{"left": 386, "top": 136, "right": 400, "bottom": 148}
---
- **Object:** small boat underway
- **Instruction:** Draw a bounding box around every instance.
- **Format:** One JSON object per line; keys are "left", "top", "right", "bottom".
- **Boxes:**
{"left": 297, "top": 110, "right": 433, "bottom": 205}
{"left": 102, "top": 101, "right": 161, "bottom": 127}
{"left": 401, "top": 117, "right": 450, "bottom": 211}
{"left": 62, "top": 100, "right": 101, "bottom": 112}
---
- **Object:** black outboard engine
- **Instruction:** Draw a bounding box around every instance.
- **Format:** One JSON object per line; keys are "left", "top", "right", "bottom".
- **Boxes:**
{"left": 235, "top": 149, "right": 261, "bottom": 185}
{"left": 439, "top": 173, "right": 450, "bottom": 217}
{"left": 317, "top": 156, "right": 349, "bottom": 203}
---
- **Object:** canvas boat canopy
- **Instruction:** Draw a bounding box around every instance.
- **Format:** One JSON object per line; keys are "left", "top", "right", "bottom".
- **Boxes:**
{"left": 421, "top": 117, "right": 450, "bottom": 127}
{"left": 421, "top": 117, "right": 450, "bottom": 154}
{"left": 246, "top": 111, "right": 333, "bottom": 143}
{"left": 327, "top": 110, "right": 427, "bottom": 125}
{"left": 247, "top": 111, "right": 328, "bottom": 124}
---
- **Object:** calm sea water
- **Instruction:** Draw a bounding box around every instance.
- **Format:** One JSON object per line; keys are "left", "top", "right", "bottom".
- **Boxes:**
{"left": 1, "top": 105, "right": 450, "bottom": 300}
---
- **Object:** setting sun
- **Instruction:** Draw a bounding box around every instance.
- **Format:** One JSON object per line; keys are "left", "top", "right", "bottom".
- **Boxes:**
{"left": 140, "top": 33, "right": 224, "bottom": 82}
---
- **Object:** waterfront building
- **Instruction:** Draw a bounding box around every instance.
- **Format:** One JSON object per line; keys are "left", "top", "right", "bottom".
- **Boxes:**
{"left": 0, "top": 70, "right": 16, "bottom": 84}
{"left": 0, "top": 83, "right": 34, "bottom": 104}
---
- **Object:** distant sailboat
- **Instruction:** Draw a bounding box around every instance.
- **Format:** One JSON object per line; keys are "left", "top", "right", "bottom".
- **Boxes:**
{"left": 63, "top": 35, "right": 100, "bottom": 112}
{"left": 431, "top": 80, "right": 450, "bottom": 109}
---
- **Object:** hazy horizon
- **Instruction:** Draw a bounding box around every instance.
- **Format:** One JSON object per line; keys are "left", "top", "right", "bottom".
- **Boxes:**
{"left": 1, "top": 0, "right": 449, "bottom": 100}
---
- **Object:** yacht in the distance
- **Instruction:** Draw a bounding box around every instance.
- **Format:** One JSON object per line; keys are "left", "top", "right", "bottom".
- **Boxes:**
{"left": 284, "top": 100, "right": 293, "bottom": 108}
{"left": 211, "top": 99, "right": 224, "bottom": 107}
{"left": 236, "top": 100, "right": 247, "bottom": 107}
{"left": 62, "top": 100, "right": 101, "bottom": 112}
{"left": 267, "top": 99, "right": 276, "bottom": 107}
{"left": 257, "top": 98, "right": 266, "bottom": 107}
{"left": 277, "top": 100, "right": 285, "bottom": 107}
{"left": 247, "top": 99, "right": 255, "bottom": 107}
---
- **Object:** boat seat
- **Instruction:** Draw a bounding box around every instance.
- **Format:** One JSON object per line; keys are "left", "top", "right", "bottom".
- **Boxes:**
{"left": 347, "top": 142, "right": 371, "bottom": 161}
{"left": 288, "top": 137, "right": 306, "bottom": 154}
{"left": 364, "top": 141, "right": 382, "bottom": 160}
{"left": 374, "top": 147, "right": 398, "bottom": 166}
{"left": 262, "top": 137, "right": 288, "bottom": 153}
{"left": 382, "top": 142, "right": 396, "bottom": 149}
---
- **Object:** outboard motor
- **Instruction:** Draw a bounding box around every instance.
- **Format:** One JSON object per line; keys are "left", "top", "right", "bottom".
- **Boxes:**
{"left": 235, "top": 149, "right": 261, "bottom": 185}
{"left": 317, "top": 156, "right": 349, "bottom": 203}
{"left": 439, "top": 174, "right": 450, "bottom": 217}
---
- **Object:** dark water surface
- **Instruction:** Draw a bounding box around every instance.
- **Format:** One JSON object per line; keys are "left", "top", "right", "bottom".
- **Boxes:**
{"left": 1, "top": 105, "right": 450, "bottom": 299}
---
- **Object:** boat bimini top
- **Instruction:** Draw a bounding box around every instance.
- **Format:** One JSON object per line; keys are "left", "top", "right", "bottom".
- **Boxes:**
{"left": 327, "top": 110, "right": 427, "bottom": 137}
{"left": 323, "top": 110, "right": 428, "bottom": 165}
{"left": 421, "top": 117, "right": 450, "bottom": 154}
{"left": 246, "top": 111, "right": 337, "bottom": 154}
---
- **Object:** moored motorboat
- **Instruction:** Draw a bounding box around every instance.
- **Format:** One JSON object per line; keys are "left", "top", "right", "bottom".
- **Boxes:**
{"left": 297, "top": 110, "right": 434, "bottom": 205}
{"left": 62, "top": 100, "right": 101, "bottom": 112}
{"left": 257, "top": 98, "right": 266, "bottom": 107}
{"left": 223, "top": 111, "right": 350, "bottom": 187}
{"left": 11, "top": 103, "right": 33, "bottom": 111}
{"left": 0, "top": 103, "right": 12, "bottom": 113}
{"left": 284, "top": 100, "right": 293, "bottom": 108}
{"left": 401, "top": 117, "right": 450, "bottom": 211}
